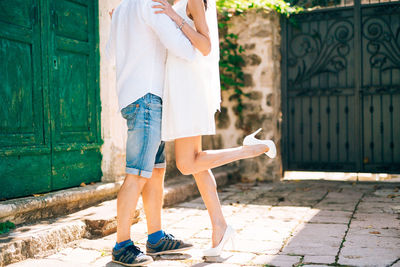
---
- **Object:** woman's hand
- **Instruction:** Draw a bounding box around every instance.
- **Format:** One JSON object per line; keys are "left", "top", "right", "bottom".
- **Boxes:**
{"left": 152, "top": 0, "right": 181, "bottom": 23}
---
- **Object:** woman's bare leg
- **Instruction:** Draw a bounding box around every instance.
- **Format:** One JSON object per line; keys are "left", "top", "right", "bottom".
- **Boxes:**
{"left": 174, "top": 135, "right": 268, "bottom": 175}
{"left": 194, "top": 169, "right": 227, "bottom": 247}
{"left": 174, "top": 136, "right": 266, "bottom": 247}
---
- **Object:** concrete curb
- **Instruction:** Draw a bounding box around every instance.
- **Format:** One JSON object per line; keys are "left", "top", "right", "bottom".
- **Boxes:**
{"left": 0, "top": 168, "right": 238, "bottom": 266}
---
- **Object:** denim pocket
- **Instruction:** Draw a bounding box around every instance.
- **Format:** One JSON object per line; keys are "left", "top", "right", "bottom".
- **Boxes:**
{"left": 121, "top": 103, "right": 140, "bottom": 130}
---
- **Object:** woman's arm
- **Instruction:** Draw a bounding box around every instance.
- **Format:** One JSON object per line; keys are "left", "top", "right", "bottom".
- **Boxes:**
{"left": 152, "top": 0, "right": 211, "bottom": 56}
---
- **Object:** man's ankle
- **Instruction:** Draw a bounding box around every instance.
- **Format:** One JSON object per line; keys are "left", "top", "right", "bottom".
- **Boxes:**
{"left": 148, "top": 230, "right": 165, "bottom": 244}
{"left": 114, "top": 239, "right": 132, "bottom": 250}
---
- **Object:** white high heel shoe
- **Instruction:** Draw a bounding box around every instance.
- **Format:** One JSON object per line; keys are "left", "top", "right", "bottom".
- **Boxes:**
{"left": 243, "top": 128, "right": 277, "bottom": 158}
{"left": 203, "top": 225, "right": 236, "bottom": 257}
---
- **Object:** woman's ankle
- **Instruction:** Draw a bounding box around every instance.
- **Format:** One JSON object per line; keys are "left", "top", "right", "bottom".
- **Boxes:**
{"left": 212, "top": 221, "right": 227, "bottom": 232}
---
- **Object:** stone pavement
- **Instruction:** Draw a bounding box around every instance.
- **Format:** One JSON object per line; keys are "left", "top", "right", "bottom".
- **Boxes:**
{"left": 8, "top": 180, "right": 400, "bottom": 267}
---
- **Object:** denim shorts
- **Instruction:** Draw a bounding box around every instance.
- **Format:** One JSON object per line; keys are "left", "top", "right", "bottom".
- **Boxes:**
{"left": 121, "top": 93, "right": 166, "bottom": 178}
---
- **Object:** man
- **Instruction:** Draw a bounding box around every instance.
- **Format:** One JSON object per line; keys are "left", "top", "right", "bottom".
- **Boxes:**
{"left": 106, "top": 0, "right": 195, "bottom": 265}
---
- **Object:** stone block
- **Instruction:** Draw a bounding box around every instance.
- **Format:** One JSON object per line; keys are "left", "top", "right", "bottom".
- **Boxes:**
{"left": 302, "top": 255, "right": 336, "bottom": 264}
{"left": 351, "top": 212, "right": 400, "bottom": 229}
{"left": 252, "top": 254, "right": 301, "bottom": 266}
{"left": 7, "top": 259, "right": 88, "bottom": 267}
{"left": 71, "top": 199, "right": 139, "bottom": 238}
{"left": 0, "top": 220, "right": 87, "bottom": 266}
{"left": 357, "top": 200, "right": 399, "bottom": 214}
{"left": 282, "top": 223, "right": 347, "bottom": 256}
{"left": 78, "top": 238, "right": 115, "bottom": 251}
{"left": 338, "top": 247, "right": 400, "bottom": 266}
{"left": 347, "top": 226, "right": 400, "bottom": 237}
{"left": 237, "top": 228, "right": 290, "bottom": 242}
{"left": 215, "top": 107, "right": 230, "bottom": 129}
{"left": 243, "top": 73, "right": 254, "bottom": 87}
{"left": 230, "top": 239, "right": 282, "bottom": 254}
{"left": 205, "top": 252, "right": 256, "bottom": 265}
{"left": 47, "top": 247, "right": 102, "bottom": 264}
{"left": 0, "top": 181, "right": 122, "bottom": 225}
{"left": 308, "top": 210, "right": 352, "bottom": 224}
{"left": 244, "top": 54, "right": 262, "bottom": 66}
{"left": 344, "top": 232, "right": 400, "bottom": 249}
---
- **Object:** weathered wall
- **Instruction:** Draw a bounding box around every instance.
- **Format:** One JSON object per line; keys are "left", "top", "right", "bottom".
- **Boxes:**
{"left": 167, "top": 10, "right": 283, "bottom": 182}
{"left": 99, "top": 0, "right": 126, "bottom": 182}
{"left": 226, "top": 9, "right": 282, "bottom": 181}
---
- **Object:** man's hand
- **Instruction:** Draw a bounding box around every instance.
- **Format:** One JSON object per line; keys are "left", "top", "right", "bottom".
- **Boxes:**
{"left": 109, "top": 8, "right": 115, "bottom": 19}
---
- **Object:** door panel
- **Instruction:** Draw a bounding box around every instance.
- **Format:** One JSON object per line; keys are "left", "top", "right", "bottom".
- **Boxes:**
{"left": 0, "top": 0, "right": 51, "bottom": 199}
{"left": 0, "top": 0, "right": 34, "bottom": 29}
{"left": 49, "top": 0, "right": 101, "bottom": 188}
{"left": 361, "top": 6, "right": 400, "bottom": 172}
{"left": 56, "top": 51, "right": 92, "bottom": 141}
{"left": 283, "top": 10, "right": 357, "bottom": 171}
{"left": 54, "top": 0, "right": 89, "bottom": 42}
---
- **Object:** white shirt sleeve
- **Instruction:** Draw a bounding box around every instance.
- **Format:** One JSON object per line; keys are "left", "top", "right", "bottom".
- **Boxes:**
{"left": 142, "top": 1, "right": 196, "bottom": 61}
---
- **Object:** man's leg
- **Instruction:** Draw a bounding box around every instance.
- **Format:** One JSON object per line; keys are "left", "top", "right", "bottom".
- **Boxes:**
{"left": 141, "top": 168, "right": 165, "bottom": 235}
{"left": 113, "top": 172, "right": 153, "bottom": 266}
{"left": 142, "top": 147, "right": 193, "bottom": 256}
{"left": 116, "top": 174, "right": 148, "bottom": 243}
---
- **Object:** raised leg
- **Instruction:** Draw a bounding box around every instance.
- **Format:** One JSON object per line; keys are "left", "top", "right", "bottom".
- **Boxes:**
{"left": 174, "top": 135, "right": 268, "bottom": 175}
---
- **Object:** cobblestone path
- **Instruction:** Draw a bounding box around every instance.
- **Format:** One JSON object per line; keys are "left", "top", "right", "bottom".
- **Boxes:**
{"left": 9, "top": 180, "right": 400, "bottom": 267}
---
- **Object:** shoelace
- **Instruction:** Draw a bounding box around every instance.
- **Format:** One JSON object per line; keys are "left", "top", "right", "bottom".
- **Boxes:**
{"left": 164, "top": 233, "right": 175, "bottom": 240}
{"left": 126, "top": 244, "right": 142, "bottom": 256}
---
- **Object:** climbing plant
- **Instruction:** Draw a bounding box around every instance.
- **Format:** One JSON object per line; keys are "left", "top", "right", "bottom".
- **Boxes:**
{"left": 216, "top": 0, "right": 302, "bottom": 115}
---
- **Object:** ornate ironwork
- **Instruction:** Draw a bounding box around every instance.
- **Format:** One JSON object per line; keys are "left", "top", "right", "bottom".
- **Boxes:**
{"left": 288, "top": 20, "right": 353, "bottom": 89}
{"left": 363, "top": 17, "right": 400, "bottom": 71}
{"left": 282, "top": 1, "right": 400, "bottom": 174}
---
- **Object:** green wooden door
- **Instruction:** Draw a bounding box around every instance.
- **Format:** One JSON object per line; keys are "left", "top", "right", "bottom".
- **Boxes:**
{"left": 0, "top": 0, "right": 101, "bottom": 199}
{"left": 0, "top": 0, "right": 52, "bottom": 199}
{"left": 48, "top": 0, "right": 101, "bottom": 190}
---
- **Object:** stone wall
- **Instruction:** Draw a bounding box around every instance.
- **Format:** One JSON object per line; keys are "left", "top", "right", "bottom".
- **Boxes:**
{"left": 99, "top": 3, "right": 282, "bottom": 182}
{"left": 167, "top": 10, "right": 283, "bottom": 182}
{"left": 224, "top": 9, "right": 282, "bottom": 181}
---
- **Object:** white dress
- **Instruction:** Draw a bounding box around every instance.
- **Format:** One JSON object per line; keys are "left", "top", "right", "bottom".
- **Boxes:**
{"left": 161, "top": 0, "right": 221, "bottom": 141}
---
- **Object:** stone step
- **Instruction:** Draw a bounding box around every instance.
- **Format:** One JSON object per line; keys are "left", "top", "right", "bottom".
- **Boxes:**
{"left": 0, "top": 168, "right": 237, "bottom": 266}
{"left": 0, "top": 181, "right": 123, "bottom": 226}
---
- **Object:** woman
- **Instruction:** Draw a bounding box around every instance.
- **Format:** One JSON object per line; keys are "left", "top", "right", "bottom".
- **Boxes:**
{"left": 152, "top": 0, "right": 277, "bottom": 256}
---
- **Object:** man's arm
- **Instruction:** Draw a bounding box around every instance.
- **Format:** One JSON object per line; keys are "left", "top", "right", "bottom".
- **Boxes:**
{"left": 142, "top": 1, "right": 196, "bottom": 61}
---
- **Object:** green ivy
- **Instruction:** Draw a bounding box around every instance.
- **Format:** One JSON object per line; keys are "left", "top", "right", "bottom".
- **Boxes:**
{"left": 0, "top": 221, "right": 15, "bottom": 235}
{"left": 216, "top": 0, "right": 302, "bottom": 17}
{"left": 216, "top": 0, "right": 302, "bottom": 116}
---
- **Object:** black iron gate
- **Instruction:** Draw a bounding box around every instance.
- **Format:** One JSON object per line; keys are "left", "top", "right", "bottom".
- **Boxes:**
{"left": 281, "top": 0, "right": 400, "bottom": 173}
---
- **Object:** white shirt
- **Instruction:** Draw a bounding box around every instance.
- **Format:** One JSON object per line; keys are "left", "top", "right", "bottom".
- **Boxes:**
{"left": 106, "top": 0, "right": 196, "bottom": 110}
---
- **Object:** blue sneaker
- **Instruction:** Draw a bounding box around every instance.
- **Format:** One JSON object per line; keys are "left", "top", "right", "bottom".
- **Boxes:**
{"left": 146, "top": 233, "right": 193, "bottom": 256}
{"left": 112, "top": 242, "right": 153, "bottom": 266}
